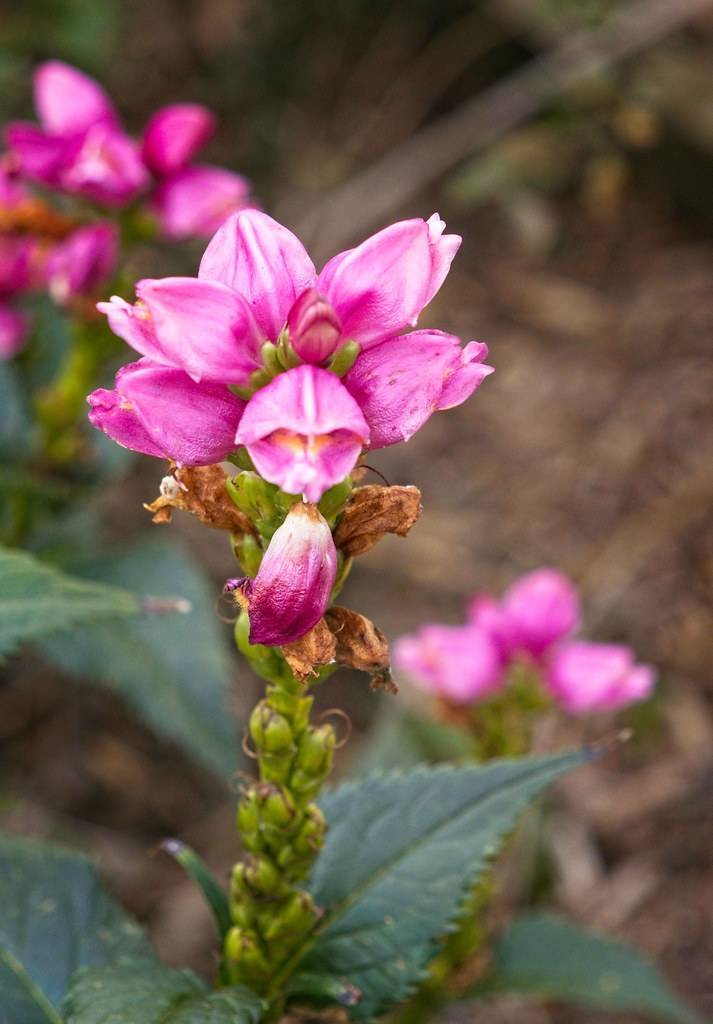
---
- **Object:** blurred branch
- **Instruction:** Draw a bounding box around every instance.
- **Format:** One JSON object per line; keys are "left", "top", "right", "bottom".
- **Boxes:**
{"left": 298, "top": 0, "right": 713, "bottom": 255}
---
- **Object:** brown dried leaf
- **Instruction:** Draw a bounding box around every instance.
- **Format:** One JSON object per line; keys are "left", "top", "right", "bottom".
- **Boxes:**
{"left": 333, "top": 484, "right": 421, "bottom": 557}
{"left": 282, "top": 619, "right": 337, "bottom": 682}
{"left": 144, "top": 464, "right": 254, "bottom": 535}
{"left": 325, "top": 606, "right": 391, "bottom": 676}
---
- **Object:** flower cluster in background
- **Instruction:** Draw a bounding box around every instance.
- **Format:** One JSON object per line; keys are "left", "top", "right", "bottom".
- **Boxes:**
{"left": 394, "top": 568, "right": 656, "bottom": 714}
{"left": 0, "top": 60, "right": 252, "bottom": 359}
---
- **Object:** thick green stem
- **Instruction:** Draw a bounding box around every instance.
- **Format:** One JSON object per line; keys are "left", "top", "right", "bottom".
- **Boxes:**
{"left": 224, "top": 653, "right": 336, "bottom": 1003}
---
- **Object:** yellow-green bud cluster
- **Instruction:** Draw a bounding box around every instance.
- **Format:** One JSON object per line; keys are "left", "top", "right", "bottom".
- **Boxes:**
{"left": 224, "top": 672, "right": 336, "bottom": 991}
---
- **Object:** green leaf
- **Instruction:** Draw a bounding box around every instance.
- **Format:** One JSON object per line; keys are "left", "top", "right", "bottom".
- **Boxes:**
{"left": 298, "top": 752, "right": 589, "bottom": 1020}
{"left": 40, "top": 538, "right": 238, "bottom": 777}
{"left": 0, "top": 544, "right": 139, "bottom": 661}
{"left": 0, "top": 361, "right": 35, "bottom": 461}
{"left": 62, "top": 957, "right": 265, "bottom": 1024}
{"left": 0, "top": 833, "right": 152, "bottom": 1024}
{"left": 160, "top": 840, "right": 231, "bottom": 942}
{"left": 482, "top": 914, "right": 705, "bottom": 1024}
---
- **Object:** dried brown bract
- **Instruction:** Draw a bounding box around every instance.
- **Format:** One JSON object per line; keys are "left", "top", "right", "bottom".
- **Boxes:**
{"left": 333, "top": 484, "right": 421, "bottom": 557}
{"left": 282, "top": 619, "right": 337, "bottom": 682}
{"left": 325, "top": 606, "right": 391, "bottom": 678}
{"left": 144, "top": 464, "right": 255, "bottom": 535}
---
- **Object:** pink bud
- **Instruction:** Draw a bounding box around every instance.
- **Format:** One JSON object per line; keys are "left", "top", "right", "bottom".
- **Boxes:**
{"left": 0, "top": 304, "right": 28, "bottom": 359}
{"left": 547, "top": 641, "right": 655, "bottom": 714}
{"left": 287, "top": 288, "right": 342, "bottom": 363}
{"left": 141, "top": 104, "right": 216, "bottom": 178}
{"left": 393, "top": 623, "right": 504, "bottom": 705}
{"left": 243, "top": 502, "right": 337, "bottom": 647}
{"left": 500, "top": 568, "right": 580, "bottom": 659}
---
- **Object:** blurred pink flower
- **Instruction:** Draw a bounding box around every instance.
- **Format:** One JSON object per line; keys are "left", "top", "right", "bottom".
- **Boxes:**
{"left": 0, "top": 303, "right": 28, "bottom": 359}
{"left": 498, "top": 568, "right": 581, "bottom": 659}
{"left": 94, "top": 209, "right": 491, "bottom": 496}
{"left": 45, "top": 222, "right": 118, "bottom": 304}
{"left": 393, "top": 622, "right": 504, "bottom": 704}
{"left": 141, "top": 104, "right": 216, "bottom": 178}
{"left": 237, "top": 502, "right": 338, "bottom": 646}
{"left": 546, "top": 641, "right": 655, "bottom": 714}
{"left": 150, "top": 165, "right": 252, "bottom": 240}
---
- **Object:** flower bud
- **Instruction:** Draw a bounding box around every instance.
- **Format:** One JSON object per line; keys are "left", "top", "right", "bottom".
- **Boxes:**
{"left": 287, "top": 287, "right": 342, "bottom": 363}
{"left": 249, "top": 701, "right": 294, "bottom": 756}
{"left": 261, "top": 891, "right": 318, "bottom": 944}
{"left": 225, "top": 926, "right": 270, "bottom": 977}
{"left": 500, "top": 568, "right": 580, "bottom": 659}
{"left": 241, "top": 502, "right": 338, "bottom": 647}
{"left": 243, "top": 854, "right": 284, "bottom": 896}
{"left": 236, "top": 790, "right": 261, "bottom": 850}
{"left": 292, "top": 803, "right": 327, "bottom": 855}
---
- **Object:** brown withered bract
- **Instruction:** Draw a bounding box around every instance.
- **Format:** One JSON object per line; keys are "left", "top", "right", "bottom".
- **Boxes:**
{"left": 144, "top": 464, "right": 255, "bottom": 536}
{"left": 282, "top": 619, "right": 336, "bottom": 682}
{"left": 333, "top": 484, "right": 421, "bottom": 557}
{"left": 325, "top": 606, "right": 395, "bottom": 691}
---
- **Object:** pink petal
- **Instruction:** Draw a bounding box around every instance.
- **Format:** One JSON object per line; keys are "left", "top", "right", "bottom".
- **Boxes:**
{"left": 4, "top": 123, "right": 69, "bottom": 185}
{"left": 97, "top": 295, "right": 167, "bottom": 364}
{"left": 317, "top": 214, "right": 461, "bottom": 350}
{"left": 135, "top": 276, "right": 263, "bottom": 384}
{"left": 244, "top": 502, "right": 337, "bottom": 647}
{"left": 151, "top": 165, "right": 252, "bottom": 240}
{"left": 0, "top": 304, "right": 28, "bottom": 360}
{"left": 0, "top": 236, "right": 35, "bottom": 296}
{"left": 199, "top": 209, "right": 316, "bottom": 340}
{"left": 546, "top": 642, "right": 656, "bottom": 715}
{"left": 87, "top": 358, "right": 244, "bottom": 464}
{"left": 393, "top": 623, "right": 503, "bottom": 705}
{"left": 45, "top": 223, "right": 118, "bottom": 304}
{"left": 34, "top": 61, "right": 118, "bottom": 136}
{"left": 343, "top": 330, "right": 493, "bottom": 449}
{"left": 141, "top": 104, "right": 216, "bottom": 177}
{"left": 59, "top": 124, "right": 148, "bottom": 206}
{"left": 501, "top": 569, "right": 580, "bottom": 659}
{"left": 236, "top": 365, "right": 369, "bottom": 502}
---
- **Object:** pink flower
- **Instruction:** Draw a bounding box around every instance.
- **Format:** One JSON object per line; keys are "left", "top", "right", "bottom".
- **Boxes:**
{"left": 0, "top": 236, "right": 35, "bottom": 297}
{"left": 393, "top": 622, "right": 504, "bottom": 704}
{"left": 239, "top": 502, "right": 337, "bottom": 646}
{"left": 6, "top": 61, "right": 148, "bottom": 207}
{"left": 95, "top": 209, "right": 490, "bottom": 497}
{"left": 0, "top": 303, "right": 28, "bottom": 359}
{"left": 236, "top": 365, "right": 369, "bottom": 502}
{"left": 150, "top": 165, "right": 252, "bottom": 240}
{"left": 141, "top": 104, "right": 216, "bottom": 178}
{"left": 87, "top": 359, "right": 245, "bottom": 464}
{"left": 499, "top": 568, "right": 580, "bottom": 659}
{"left": 547, "top": 642, "right": 655, "bottom": 714}
{"left": 45, "top": 223, "right": 117, "bottom": 305}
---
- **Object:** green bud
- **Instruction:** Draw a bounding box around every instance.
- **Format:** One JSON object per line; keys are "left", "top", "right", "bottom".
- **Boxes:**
{"left": 244, "top": 854, "right": 283, "bottom": 895}
{"left": 261, "top": 891, "right": 318, "bottom": 944}
{"left": 236, "top": 790, "right": 261, "bottom": 850}
{"left": 250, "top": 701, "right": 294, "bottom": 755}
{"left": 261, "top": 783, "right": 296, "bottom": 829}
{"left": 232, "top": 532, "right": 263, "bottom": 577}
{"left": 292, "top": 803, "right": 327, "bottom": 855}
{"left": 224, "top": 926, "right": 270, "bottom": 977}
{"left": 327, "top": 339, "right": 360, "bottom": 377}
{"left": 294, "top": 724, "right": 336, "bottom": 776}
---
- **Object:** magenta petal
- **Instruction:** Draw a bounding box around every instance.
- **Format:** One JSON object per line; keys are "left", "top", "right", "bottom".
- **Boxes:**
{"left": 46, "top": 223, "right": 118, "bottom": 303}
{"left": 236, "top": 365, "right": 369, "bottom": 501}
{"left": 501, "top": 569, "right": 580, "bottom": 659}
{"left": 546, "top": 642, "right": 656, "bottom": 714}
{"left": 142, "top": 104, "right": 216, "bottom": 177}
{"left": 34, "top": 61, "right": 118, "bottom": 136}
{"left": 199, "top": 209, "right": 316, "bottom": 340}
{"left": 343, "top": 330, "right": 492, "bottom": 449}
{"left": 97, "top": 295, "right": 167, "bottom": 364}
{"left": 87, "top": 358, "right": 245, "bottom": 464}
{"left": 0, "top": 236, "right": 34, "bottom": 296}
{"left": 0, "top": 304, "right": 28, "bottom": 359}
{"left": 393, "top": 623, "right": 503, "bottom": 705}
{"left": 317, "top": 214, "right": 461, "bottom": 349}
{"left": 59, "top": 124, "right": 148, "bottom": 206}
{"left": 246, "top": 502, "right": 337, "bottom": 647}
{"left": 4, "top": 123, "right": 68, "bottom": 185}
{"left": 151, "top": 165, "right": 252, "bottom": 240}
{"left": 136, "top": 276, "right": 262, "bottom": 384}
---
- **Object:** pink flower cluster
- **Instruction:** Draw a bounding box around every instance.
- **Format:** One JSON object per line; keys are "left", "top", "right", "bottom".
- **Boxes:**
{"left": 88, "top": 208, "right": 493, "bottom": 503}
{"left": 5, "top": 61, "right": 251, "bottom": 238}
{"left": 394, "top": 569, "right": 655, "bottom": 714}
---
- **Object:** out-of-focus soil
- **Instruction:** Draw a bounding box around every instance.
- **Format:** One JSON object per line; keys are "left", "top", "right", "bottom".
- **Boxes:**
{"left": 1, "top": 188, "right": 712, "bottom": 1021}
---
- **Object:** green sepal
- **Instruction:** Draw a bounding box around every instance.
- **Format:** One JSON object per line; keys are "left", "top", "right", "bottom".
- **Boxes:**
{"left": 160, "top": 839, "right": 231, "bottom": 943}
{"left": 234, "top": 613, "right": 293, "bottom": 685}
{"left": 327, "top": 340, "right": 360, "bottom": 377}
{"left": 318, "top": 477, "right": 353, "bottom": 524}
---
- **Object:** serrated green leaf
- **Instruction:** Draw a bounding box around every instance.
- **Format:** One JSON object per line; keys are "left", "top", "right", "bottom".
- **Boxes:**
{"left": 0, "top": 544, "right": 139, "bottom": 661}
{"left": 62, "top": 957, "right": 265, "bottom": 1024}
{"left": 293, "top": 752, "right": 588, "bottom": 1019}
{"left": 0, "top": 833, "right": 152, "bottom": 1024}
{"left": 40, "top": 537, "right": 239, "bottom": 777}
{"left": 481, "top": 914, "right": 705, "bottom": 1024}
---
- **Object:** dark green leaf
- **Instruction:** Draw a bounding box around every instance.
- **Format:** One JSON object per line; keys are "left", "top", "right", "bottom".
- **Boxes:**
{"left": 41, "top": 537, "right": 238, "bottom": 777}
{"left": 161, "top": 840, "right": 231, "bottom": 942}
{"left": 482, "top": 914, "right": 705, "bottom": 1024}
{"left": 298, "top": 752, "right": 589, "bottom": 1019}
{"left": 0, "top": 833, "right": 152, "bottom": 1024}
{"left": 0, "top": 361, "right": 34, "bottom": 461}
{"left": 0, "top": 544, "right": 139, "bottom": 661}
{"left": 62, "top": 957, "right": 265, "bottom": 1024}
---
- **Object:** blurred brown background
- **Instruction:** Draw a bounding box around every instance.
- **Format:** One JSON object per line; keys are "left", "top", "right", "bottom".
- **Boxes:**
{"left": 0, "top": 1, "right": 712, "bottom": 1019}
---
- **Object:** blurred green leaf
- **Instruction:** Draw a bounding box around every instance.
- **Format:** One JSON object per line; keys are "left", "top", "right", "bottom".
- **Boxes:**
{"left": 0, "top": 543, "right": 139, "bottom": 661}
{"left": 40, "top": 537, "right": 238, "bottom": 778}
{"left": 0, "top": 361, "right": 35, "bottom": 462}
{"left": 160, "top": 840, "right": 231, "bottom": 942}
{"left": 0, "top": 832, "right": 152, "bottom": 1023}
{"left": 300, "top": 753, "right": 589, "bottom": 1020}
{"left": 62, "top": 958, "right": 265, "bottom": 1024}
{"left": 481, "top": 914, "right": 705, "bottom": 1024}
